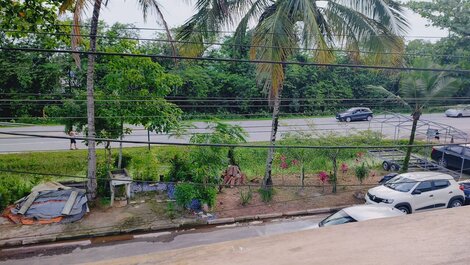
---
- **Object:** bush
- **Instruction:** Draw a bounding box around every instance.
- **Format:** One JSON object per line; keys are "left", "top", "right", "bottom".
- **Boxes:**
{"left": 167, "top": 154, "right": 193, "bottom": 182}
{"left": 355, "top": 162, "right": 370, "bottom": 185}
{"left": 239, "top": 187, "right": 253, "bottom": 206}
{"left": 174, "top": 183, "right": 199, "bottom": 208}
{"left": 197, "top": 186, "right": 218, "bottom": 207}
{"left": 114, "top": 153, "right": 132, "bottom": 169}
{"left": 258, "top": 187, "right": 274, "bottom": 202}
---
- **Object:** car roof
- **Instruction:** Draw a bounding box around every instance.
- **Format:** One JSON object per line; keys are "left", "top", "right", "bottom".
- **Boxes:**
{"left": 397, "top": 171, "right": 454, "bottom": 181}
{"left": 342, "top": 205, "right": 404, "bottom": 221}
{"left": 348, "top": 107, "right": 370, "bottom": 111}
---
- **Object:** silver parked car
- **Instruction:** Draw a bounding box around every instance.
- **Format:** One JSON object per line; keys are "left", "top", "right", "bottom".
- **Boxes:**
{"left": 318, "top": 205, "right": 404, "bottom": 227}
{"left": 445, "top": 106, "right": 470, "bottom": 118}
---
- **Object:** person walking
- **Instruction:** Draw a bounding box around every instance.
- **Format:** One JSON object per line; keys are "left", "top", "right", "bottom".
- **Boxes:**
{"left": 69, "top": 129, "right": 78, "bottom": 150}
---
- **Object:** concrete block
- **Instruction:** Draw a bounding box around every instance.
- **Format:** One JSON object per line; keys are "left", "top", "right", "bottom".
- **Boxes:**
{"left": 307, "top": 207, "right": 332, "bottom": 214}
{"left": 150, "top": 223, "right": 180, "bottom": 231}
{"left": 283, "top": 210, "right": 308, "bottom": 216}
{"left": 207, "top": 217, "right": 235, "bottom": 225}
{"left": 234, "top": 215, "right": 256, "bottom": 222}
{"left": 22, "top": 235, "right": 56, "bottom": 245}
{"left": 256, "top": 213, "right": 283, "bottom": 220}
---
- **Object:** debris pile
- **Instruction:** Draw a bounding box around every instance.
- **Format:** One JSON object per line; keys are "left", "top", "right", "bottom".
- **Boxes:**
{"left": 3, "top": 182, "right": 88, "bottom": 225}
{"left": 222, "top": 165, "right": 246, "bottom": 187}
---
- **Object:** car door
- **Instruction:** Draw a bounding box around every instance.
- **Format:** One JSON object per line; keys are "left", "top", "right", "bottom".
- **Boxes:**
{"left": 446, "top": 146, "right": 464, "bottom": 168}
{"left": 356, "top": 109, "right": 365, "bottom": 120}
{"left": 411, "top": 181, "right": 435, "bottom": 212}
{"left": 431, "top": 179, "right": 452, "bottom": 209}
{"left": 463, "top": 107, "right": 470, "bottom": 117}
{"left": 463, "top": 148, "right": 470, "bottom": 173}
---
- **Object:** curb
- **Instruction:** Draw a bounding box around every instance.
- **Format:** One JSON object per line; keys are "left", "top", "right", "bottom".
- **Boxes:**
{"left": 0, "top": 205, "right": 350, "bottom": 248}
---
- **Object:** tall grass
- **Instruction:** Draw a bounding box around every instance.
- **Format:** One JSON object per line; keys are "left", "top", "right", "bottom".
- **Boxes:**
{"left": 0, "top": 134, "right": 425, "bottom": 209}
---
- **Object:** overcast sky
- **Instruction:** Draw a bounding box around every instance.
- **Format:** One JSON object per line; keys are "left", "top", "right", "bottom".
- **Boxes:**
{"left": 94, "top": 0, "right": 447, "bottom": 42}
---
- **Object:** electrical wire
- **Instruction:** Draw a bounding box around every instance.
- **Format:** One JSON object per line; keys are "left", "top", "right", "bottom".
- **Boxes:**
{"left": 0, "top": 131, "right": 468, "bottom": 150}
{"left": 1, "top": 29, "right": 466, "bottom": 59}
{"left": 1, "top": 47, "right": 469, "bottom": 74}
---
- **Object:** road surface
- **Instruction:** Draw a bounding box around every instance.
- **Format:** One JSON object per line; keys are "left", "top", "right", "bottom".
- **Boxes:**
{"left": 0, "top": 215, "right": 327, "bottom": 265}
{"left": 0, "top": 113, "right": 469, "bottom": 153}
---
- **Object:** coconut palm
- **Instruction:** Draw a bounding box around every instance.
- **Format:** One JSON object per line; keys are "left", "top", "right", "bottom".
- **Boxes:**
{"left": 178, "top": 0, "right": 409, "bottom": 188}
{"left": 59, "top": 0, "right": 177, "bottom": 199}
{"left": 369, "top": 58, "right": 458, "bottom": 171}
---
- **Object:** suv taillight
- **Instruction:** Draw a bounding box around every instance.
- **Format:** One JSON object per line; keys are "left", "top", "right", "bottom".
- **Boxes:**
{"left": 460, "top": 184, "right": 465, "bottom": 191}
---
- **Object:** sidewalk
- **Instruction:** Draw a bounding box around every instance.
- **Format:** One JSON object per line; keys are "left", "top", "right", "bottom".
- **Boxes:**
{"left": 86, "top": 206, "right": 470, "bottom": 265}
{"left": 0, "top": 199, "right": 342, "bottom": 248}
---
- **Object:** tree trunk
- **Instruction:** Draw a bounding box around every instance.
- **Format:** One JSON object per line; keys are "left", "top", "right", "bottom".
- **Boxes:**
{"left": 86, "top": 0, "right": 102, "bottom": 201}
{"left": 118, "top": 119, "right": 124, "bottom": 169}
{"left": 262, "top": 94, "right": 281, "bottom": 189}
{"left": 402, "top": 110, "right": 421, "bottom": 172}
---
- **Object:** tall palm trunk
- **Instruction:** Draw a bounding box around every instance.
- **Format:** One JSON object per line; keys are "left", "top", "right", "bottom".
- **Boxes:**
{"left": 402, "top": 109, "right": 421, "bottom": 172}
{"left": 86, "top": 0, "right": 102, "bottom": 200}
{"left": 262, "top": 93, "right": 282, "bottom": 189}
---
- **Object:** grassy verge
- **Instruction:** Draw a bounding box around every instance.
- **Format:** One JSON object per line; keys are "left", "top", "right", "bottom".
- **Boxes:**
{"left": 0, "top": 134, "right": 427, "bottom": 210}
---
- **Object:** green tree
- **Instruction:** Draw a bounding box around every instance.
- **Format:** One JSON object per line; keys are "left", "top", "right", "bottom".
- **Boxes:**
{"left": 178, "top": 0, "right": 409, "bottom": 189}
{"left": 369, "top": 58, "right": 458, "bottom": 171}
{"left": 408, "top": 0, "right": 470, "bottom": 37}
{"left": 59, "top": 0, "right": 180, "bottom": 199}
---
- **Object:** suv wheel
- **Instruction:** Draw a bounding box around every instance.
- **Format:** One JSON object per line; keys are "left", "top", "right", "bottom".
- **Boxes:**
{"left": 438, "top": 158, "right": 448, "bottom": 168}
{"left": 345, "top": 117, "right": 351, "bottom": 122}
{"left": 366, "top": 115, "right": 373, "bottom": 121}
{"left": 396, "top": 205, "right": 410, "bottom": 214}
{"left": 457, "top": 113, "right": 463, "bottom": 118}
{"left": 448, "top": 198, "right": 463, "bottom": 208}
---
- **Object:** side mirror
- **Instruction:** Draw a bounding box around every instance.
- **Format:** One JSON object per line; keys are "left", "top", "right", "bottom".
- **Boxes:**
{"left": 412, "top": 190, "right": 422, "bottom": 195}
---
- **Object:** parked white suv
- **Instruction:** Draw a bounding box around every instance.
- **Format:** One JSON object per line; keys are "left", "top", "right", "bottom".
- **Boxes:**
{"left": 365, "top": 172, "right": 464, "bottom": 214}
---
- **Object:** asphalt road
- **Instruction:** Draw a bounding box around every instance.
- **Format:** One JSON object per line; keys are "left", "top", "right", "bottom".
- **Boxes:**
{"left": 0, "top": 215, "right": 327, "bottom": 265}
{"left": 0, "top": 113, "right": 469, "bottom": 153}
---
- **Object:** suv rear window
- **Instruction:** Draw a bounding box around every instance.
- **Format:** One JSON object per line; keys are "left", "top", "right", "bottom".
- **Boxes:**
{"left": 433, "top": 180, "right": 450, "bottom": 190}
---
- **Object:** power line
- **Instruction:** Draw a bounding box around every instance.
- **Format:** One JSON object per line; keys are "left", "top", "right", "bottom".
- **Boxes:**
{"left": 1, "top": 47, "right": 469, "bottom": 74}
{"left": 1, "top": 97, "right": 470, "bottom": 102}
{"left": 0, "top": 131, "right": 467, "bottom": 149}
{"left": 1, "top": 29, "right": 466, "bottom": 59}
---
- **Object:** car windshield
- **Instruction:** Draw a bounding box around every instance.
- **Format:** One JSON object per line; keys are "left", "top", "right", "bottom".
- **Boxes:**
{"left": 384, "top": 176, "right": 417, "bottom": 192}
{"left": 319, "top": 210, "right": 357, "bottom": 227}
{"left": 346, "top": 108, "right": 357, "bottom": 113}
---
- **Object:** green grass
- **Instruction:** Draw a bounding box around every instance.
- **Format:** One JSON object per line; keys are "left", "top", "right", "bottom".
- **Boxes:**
{"left": 0, "top": 134, "right": 426, "bottom": 210}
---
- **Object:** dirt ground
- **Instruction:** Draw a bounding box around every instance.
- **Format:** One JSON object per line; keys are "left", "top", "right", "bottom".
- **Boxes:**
{"left": 215, "top": 169, "right": 386, "bottom": 218}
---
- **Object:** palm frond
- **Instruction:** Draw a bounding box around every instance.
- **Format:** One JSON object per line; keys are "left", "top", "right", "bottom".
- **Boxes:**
{"left": 250, "top": 3, "right": 296, "bottom": 103}
{"left": 366, "top": 85, "right": 409, "bottom": 108}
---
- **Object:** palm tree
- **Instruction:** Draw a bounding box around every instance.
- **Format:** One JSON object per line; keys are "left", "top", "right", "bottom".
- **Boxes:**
{"left": 178, "top": 0, "right": 409, "bottom": 188}
{"left": 369, "top": 58, "right": 458, "bottom": 171}
{"left": 59, "top": 0, "right": 177, "bottom": 199}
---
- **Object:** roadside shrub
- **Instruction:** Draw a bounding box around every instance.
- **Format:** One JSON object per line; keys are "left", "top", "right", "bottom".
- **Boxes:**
{"left": 197, "top": 186, "right": 218, "bottom": 208}
{"left": 114, "top": 153, "right": 132, "bottom": 169}
{"left": 166, "top": 201, "right": 176, "bottom": 219}
{"left": 174, "top": 183, "right": 199, "bottom": 208}
{"left": 258, "top": 188, "right": 274, "bottom": 203}
{"left": 167, "top": 154, "right": 193, "bottom": 182}
{"left": 239, "top": 187, "right": 253, "bottom": 206}
{"left": 354, "top": 162, "right": 370, "bottom": 185}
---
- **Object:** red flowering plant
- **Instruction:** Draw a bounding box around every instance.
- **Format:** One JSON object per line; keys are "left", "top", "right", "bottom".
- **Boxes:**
{"left": 318, "top": 171, "right": 329, "bottom": 193}
{"left": 340, "top": 163, "right": 349, "bottom": 174}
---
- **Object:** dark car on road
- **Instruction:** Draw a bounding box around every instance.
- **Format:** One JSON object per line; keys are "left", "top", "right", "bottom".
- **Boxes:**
{"left": 431, "top": 145, "right": 470, "bottom": 173}
{"left": 336, "top": 107, "right": 373, "bottom": 122}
